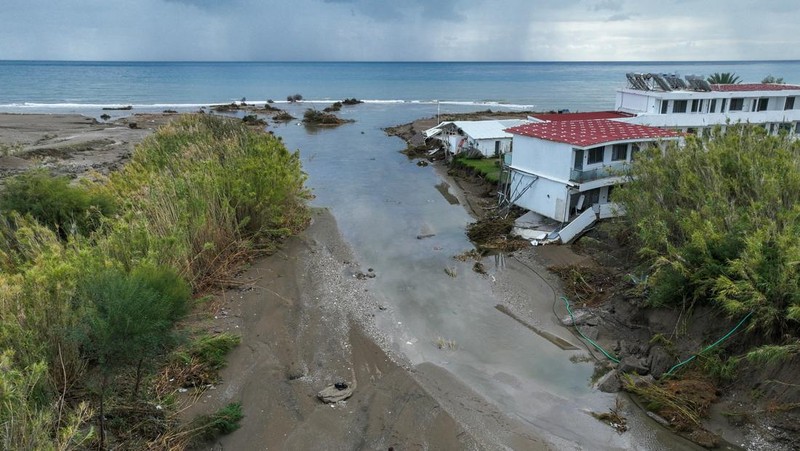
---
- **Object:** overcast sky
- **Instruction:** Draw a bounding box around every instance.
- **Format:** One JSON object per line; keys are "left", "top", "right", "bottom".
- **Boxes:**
{"left": 2, "top": 0, "right": 798, "bottom": 61}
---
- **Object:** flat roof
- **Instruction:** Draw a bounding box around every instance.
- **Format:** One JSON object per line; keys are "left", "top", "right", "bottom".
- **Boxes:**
{"left": 530, "top": 111, "right": 634, "bottom": 122}
{"left": 711, "top": 83, "right": 800, "bottom": 92}
{"left": 426, "top": 119, "right": 530, "bottom": 140}
{"left": 505, "top": 119, "right": 681, "bottom": 148}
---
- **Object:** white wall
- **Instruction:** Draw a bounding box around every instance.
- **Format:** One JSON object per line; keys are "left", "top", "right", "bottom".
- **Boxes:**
{"left": 509, "top": 135, "right": 572, "bottom": 181}
{"left": 509, "top": 171, "right": 569, "bottom": 222}
{"left": 473, "top": 138, "right": 512, "bottom": 157}
{"left": 615, "top": 88, "right": 800, "bottom": 129}
{"left": 616, "top": 91, "right": 653, "bottom": 113}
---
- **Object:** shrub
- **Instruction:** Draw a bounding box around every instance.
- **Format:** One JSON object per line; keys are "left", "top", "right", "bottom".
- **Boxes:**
{"left": 616, "top": 125, "right": 800, "bottom": 336}
{"left": 0, "top": 169, "right": 115, "bottom": 239}
{"left": 102, "top": 114, "right": 310, "bottom": 289}
{"left": 302, "top": 108, "right": 350, "bottom": 126}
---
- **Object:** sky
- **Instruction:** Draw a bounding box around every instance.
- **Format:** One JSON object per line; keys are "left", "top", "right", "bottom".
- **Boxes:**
{"left": 2, "top": 0, "right": 799, "bottom": 62}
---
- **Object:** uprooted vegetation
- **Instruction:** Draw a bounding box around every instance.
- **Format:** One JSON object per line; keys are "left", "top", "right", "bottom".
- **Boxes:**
{"left": 549, "top": 264, "right": 617, "bottom": 306}
{"left": 466, "top": 214, "right": 529, "bottom": 252}
{"left": 0, "top": 114, "right": 310, "bottom": 449}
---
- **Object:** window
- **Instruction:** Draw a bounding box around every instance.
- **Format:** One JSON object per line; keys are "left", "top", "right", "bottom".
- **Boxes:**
{"left": 709, "top": 99, "right": 717, "bottom": 113}
{"left": 611, "top": 144, "right": 628, "bottom": 161}
{"left": 672, "top": 100, "right": 688, "bottom": 113}
{"left": 757, "top": 98, "right": 769, "bottom": 111}
{"left": 587, "top": 147, "right": 604, "bottom": 164}
{"left": 720, "top": 99, "right": 728, "bottom": 112}
{"left": 660, "top": 100, "right": 668, "bottom": 114}
{"left": 729, "top": 98, "right": 744, "bottom": 111}
{"left": 691, "top": 99, "right": 700, "bottom": 112}
{"left": 785, "top": 97, "right": 796, "bottom": 110}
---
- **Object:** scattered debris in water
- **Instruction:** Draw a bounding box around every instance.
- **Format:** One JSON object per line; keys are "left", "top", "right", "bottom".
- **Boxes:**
{"left": 590, "top": 398, "right": 628, "bottom": 433}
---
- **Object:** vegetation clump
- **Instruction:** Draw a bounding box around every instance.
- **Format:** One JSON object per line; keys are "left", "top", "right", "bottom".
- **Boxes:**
{"left": 242, "top": 114, "right": 266, "bottom": 126}
{"left": 273, "top": 111, "right": 295, "bottom": 122}
{"left": 466, "top": 214, "right": 529, "bottom": 252}
{"left": 302, "top": 108, "right": 353, "bottom": 126}
{"left": 0, "top": 114, "right": 309, "bottom": 448}
{"left": 323, "top": 101, "right": 342, "bottom": 112}
{"left": 615, "top": 124, "right": 800, "bottom": 338}
{"left": 0, "top": 169, "right": 115, "bottom": 239}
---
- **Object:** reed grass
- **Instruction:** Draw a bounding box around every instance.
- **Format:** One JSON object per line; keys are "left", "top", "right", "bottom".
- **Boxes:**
{"left": 0, "top": 114, "right": 309, "bottom": 448}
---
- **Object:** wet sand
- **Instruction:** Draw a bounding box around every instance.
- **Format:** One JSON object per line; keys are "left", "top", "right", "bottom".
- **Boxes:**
{"left": 0, "top": 112, "right": 175, "bottom": 179}
{"left": 186, "top": 209, "right": 549, "bottom": 450}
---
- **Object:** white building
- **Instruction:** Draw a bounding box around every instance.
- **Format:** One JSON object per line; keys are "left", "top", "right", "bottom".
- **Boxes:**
{"left": 615, "top": 73, "right": 800, "bottom": 135}
{"left": 503, "top": 119, "right": 681, "bottom": 243}
{"left": 425, "top": 119, "right": 530, "bottom": 158}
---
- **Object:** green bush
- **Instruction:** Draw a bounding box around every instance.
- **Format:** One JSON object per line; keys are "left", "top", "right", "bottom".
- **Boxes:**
{"left": 0, "top": 169, "right": 115, "bottom": 239}
{"left": 616, "top": 125, "right": 800, "bottom": 336}
{"left": 0, "top": 114, "right": 308, "bottom": 448}
{"left": 102, "top": 114, "right": 310, "bottom": 289}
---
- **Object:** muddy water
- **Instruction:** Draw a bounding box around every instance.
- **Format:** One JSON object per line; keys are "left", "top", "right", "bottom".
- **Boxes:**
{"left": 273, "top": 103, "right": 705, "bottom": 450}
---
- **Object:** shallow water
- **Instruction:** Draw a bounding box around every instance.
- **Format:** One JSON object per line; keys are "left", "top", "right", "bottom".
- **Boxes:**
{"left": 272, "top": 102, "right": 711, "bottom": 450}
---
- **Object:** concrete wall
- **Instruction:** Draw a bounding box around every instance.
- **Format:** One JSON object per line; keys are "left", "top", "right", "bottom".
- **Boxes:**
{"left": 509, "top": 171, "right": 569, "bottom": 222}
{"left": 509, "top": 135, "right": 572, "bottom": 181}
{"left": 472, "top": 138, "right": 512, "bottom": 157}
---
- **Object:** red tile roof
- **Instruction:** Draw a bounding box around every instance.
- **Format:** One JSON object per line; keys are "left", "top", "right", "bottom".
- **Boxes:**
{"left": 505, "top": 119, "right": 681, "bottom": 148}
{"left": 711, "top": 83, "right": 800, "bottom": 92}
{"left": 531, "top": 111, "right": 634, "bottom": 122}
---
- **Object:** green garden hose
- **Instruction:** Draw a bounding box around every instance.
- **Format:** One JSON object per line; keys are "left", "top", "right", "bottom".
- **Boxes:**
{"left": 561, "top": 296, "right": 620, "bottom": 363}
{"left": 663, "top": 311, "right": 753, "bottom": 377}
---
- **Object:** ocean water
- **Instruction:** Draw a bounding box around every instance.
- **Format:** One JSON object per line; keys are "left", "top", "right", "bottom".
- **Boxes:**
{"left": 1, "top": 60, "right": 800, "bottom": 113}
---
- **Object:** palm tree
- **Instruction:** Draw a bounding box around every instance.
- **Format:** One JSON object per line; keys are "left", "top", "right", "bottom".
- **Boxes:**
{"left": 707, "top": 72, "right": 741, "bottom": 84}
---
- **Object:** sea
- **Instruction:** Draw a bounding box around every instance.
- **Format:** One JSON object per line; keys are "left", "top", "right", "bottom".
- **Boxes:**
{"left": 2, "top": 60, "right": 800, "bottom": 113}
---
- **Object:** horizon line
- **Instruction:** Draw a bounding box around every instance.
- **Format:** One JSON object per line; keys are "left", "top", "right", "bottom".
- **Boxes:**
{"left": 2, "top": 59, "right": 800, "bottom": 64}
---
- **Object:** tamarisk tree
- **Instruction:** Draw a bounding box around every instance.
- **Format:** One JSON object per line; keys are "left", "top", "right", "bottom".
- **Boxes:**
{"left": 615, "top": 124, "right": 800, "bottom": 338}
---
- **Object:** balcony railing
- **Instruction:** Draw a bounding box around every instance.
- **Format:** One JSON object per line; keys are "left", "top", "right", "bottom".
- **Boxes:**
{"left": 570, "top": 161, "right": 629, "bottom": 183}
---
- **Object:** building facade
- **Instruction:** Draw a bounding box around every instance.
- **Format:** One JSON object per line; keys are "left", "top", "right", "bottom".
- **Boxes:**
{"left": 503, "top": 119, "right": 681, "bottom": 241}
{"left": 615, "top": 73, "right": 800, "bottom": 135}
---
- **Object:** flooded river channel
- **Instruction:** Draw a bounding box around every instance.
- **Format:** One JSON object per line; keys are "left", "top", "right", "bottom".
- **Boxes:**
{"left": 273, "top": 103, "right": 709, "bottom": 450}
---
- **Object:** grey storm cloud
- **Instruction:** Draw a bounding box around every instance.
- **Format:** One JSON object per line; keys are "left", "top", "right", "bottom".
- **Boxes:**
{"left": 592, "top": 0, "right": 623, "bottom": 11}
{"left": 0, "top": 0, "right": 799, "bottom": 61}
{"left": 322, "top": 0, "right": 465, "bottom": 22}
